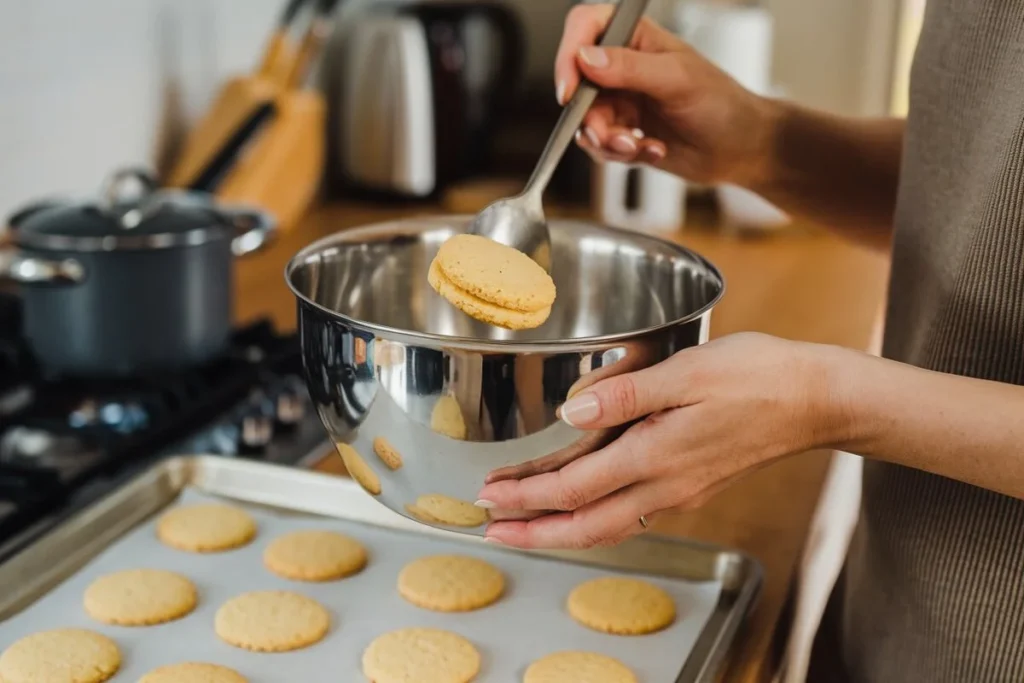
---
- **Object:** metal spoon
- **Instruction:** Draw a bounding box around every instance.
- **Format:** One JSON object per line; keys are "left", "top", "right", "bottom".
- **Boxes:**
{"left": 467, "top": 0, "right": 651, "bottom": 273}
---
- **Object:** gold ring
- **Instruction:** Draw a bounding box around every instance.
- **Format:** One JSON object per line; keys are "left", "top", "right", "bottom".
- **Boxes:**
{"left": 639, "top": 515, "right": 649, "bottom": 529}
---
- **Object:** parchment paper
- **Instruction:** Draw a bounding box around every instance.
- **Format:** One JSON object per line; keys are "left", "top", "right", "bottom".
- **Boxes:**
{"left": 0, "top": 489, "right": 723, "bottom": 682}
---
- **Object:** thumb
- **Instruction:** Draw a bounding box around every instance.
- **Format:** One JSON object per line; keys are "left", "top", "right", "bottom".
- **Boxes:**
{"left": 558, "top": 361, "right": 686, "bottom": 429}
{"left": 577, "top": 46, "right": 683, "bottom": 99}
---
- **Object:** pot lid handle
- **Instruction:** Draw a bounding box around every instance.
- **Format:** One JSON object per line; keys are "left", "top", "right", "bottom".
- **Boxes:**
{"left": 98, "top": 167, "right": 161, "bottom": 229}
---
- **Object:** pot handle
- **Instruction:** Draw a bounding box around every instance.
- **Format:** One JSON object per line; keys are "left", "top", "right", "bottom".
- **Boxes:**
{"left": 99, "top": 167, "right": 158, "bottom": 206}
{"left": 98, "top": 167, "right": 162, "bottom": 229}
{"left": 0, "top": 249, "right": 85, "bottom": 285}
{"left": 225, "top": 206, "right": 278, "bottom": 257}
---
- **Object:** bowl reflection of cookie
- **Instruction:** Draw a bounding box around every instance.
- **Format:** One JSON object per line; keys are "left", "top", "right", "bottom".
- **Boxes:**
{"left": 372, "top": 437, "right": 404, "bottom": 470}
{"left": 405, "top": 494, "right": 489, "bottom": 528}
{"left": 336, "top": 443, "right": 381, "bottom": 495}
{"left": 430, "top": 395, "right": 467, "bottom": 440}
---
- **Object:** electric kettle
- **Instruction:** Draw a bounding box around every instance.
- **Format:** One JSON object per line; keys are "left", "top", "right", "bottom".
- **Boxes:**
{"left": 334, "top": 2, "right": 525, "bottom": 199}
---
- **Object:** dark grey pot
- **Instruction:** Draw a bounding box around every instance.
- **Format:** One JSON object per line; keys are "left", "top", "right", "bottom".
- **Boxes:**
{"left": 0, "top": 168, "right": 276, "bottom": 377}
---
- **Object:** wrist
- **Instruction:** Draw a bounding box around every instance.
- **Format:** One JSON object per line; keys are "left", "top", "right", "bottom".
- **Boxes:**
{"left": 733, "top": 95, "right": 790, "bottom": 193}
{"left": 803, "top": 343, "right": 872, "bottom": 453}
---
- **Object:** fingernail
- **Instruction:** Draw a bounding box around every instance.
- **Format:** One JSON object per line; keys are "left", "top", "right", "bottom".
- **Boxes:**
{"left": 560, "top": 393, "right": 601, "bottom": 427}
{"left": 579, "top": 46, "right": 609, "bottom": 68}
{"left": 584, "top": 127, "right": 601, "bottom": 148}
{"left": 632, "top": 128, "right": 645, "bottom": 140}
{"left": 474, "top": 499, "right": 497, "bottom": 509}
{"left": 647, "top": 145, "right": 666, "bottom": 161}
{"left": 574, "top": 129, "right": 584, "bottom": 145}
{"left": 609, "top": 134, "right": 638, "bottom": 155}
{"left": 484, "top": 536, "right": 505, "bottom": 545}
{"left": 557, "top": 80, "right": 567, "bottom": 105}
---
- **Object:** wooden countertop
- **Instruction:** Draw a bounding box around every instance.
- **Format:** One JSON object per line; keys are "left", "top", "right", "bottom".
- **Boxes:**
{"left": 234, "top": 201, "right": 889, "bottom": 683}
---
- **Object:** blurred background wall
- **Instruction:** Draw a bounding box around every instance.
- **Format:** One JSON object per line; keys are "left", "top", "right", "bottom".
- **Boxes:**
{"left": 0, "top": 0, "right": 920, "bottom": 217}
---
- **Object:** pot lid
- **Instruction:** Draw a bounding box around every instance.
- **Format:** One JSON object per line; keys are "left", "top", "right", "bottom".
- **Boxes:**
{"left": 11, "top": 168, "right": 234, "bottom": 251}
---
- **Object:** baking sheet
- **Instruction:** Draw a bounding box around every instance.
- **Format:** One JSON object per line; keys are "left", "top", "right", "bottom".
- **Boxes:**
{"left": 0, "top": 488, "right": 723, "bottom": 682}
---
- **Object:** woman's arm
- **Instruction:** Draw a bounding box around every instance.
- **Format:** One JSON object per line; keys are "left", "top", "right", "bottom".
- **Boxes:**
{"left": 475, "top": 334, "right": 1024, "bottom": 549}
{"left": 754, "top": 104, "right": 905, "bottom": 251}
{"left": 831, "top": 347, "right": 1024, "bottom": 498}
{"left": 557, "top": 4, "right": 904, "bottom": 251}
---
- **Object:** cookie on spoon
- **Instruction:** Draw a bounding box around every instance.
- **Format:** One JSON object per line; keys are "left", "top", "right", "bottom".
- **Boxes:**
{"left": 428, "top": 234, "right": 555, "bottom": 330}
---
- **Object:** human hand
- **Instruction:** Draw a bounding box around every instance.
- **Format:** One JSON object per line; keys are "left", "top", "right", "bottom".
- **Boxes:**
{"left": 476, "top": 333, "right": 840, "bottom": 549}
{"left": 557, "top": 4, "right": 778, "bottom": 187}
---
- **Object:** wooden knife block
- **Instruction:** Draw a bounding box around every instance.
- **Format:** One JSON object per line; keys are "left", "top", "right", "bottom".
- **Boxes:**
{"left": 215, "top": 90, "right": 326, "bottom": 231}
{"left": 164, "top": 79, "right": 280, "bottom": 190}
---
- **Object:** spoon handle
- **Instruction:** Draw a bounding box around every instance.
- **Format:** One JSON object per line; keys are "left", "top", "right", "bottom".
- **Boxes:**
{"left": 522, "top": 0, "right": 651, "bottom": 200}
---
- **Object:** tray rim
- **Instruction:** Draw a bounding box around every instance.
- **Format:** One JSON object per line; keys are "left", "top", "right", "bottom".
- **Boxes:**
{"left": 0, "top": 455, "right": 763, "bottom": 682}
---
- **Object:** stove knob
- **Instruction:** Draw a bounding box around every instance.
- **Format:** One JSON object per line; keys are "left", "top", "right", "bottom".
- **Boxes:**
{"left": 240, "top": 412, "right": 274, "bottom": 452}
{"left": 208, "top": 422, "right": 240, "bottom": 456}
{"left": 275, "top": 389, "right": 306, "bottom": 427}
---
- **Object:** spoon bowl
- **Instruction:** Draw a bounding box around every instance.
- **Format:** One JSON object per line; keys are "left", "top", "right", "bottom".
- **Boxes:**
{"left": 467, "top": 195, "right": 551, "bottom": 272}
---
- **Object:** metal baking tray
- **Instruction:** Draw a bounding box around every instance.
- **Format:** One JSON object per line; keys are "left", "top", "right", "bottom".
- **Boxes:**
{"left": 0, "top": 456, "right": 762, "bottom": 682}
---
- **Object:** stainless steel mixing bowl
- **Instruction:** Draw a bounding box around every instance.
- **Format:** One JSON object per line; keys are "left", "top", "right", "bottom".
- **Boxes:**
{"left": 286, "top": 215, "right": 724, "bottom": 535}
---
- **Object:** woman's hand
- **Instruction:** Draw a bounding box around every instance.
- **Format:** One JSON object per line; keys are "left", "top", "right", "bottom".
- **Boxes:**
{"left": 558, "top": 4, "right": 778, "bottom": 187}
{"left": 476, "top": 333, "right": 843, "bottom": 549}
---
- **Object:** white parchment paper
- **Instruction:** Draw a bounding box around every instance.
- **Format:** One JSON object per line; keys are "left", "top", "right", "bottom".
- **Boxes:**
{"left": 0, "top": 489, "right": 723, "bottom": 682}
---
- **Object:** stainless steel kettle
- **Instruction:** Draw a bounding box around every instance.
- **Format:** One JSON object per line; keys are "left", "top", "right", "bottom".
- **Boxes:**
{"left": 333, "top": 2, "right": 524, "bottom": 199}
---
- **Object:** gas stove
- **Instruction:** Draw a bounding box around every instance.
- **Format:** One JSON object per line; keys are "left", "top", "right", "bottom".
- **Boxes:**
{"left": 0, "top": 293, "right": 330, "bottom": 560}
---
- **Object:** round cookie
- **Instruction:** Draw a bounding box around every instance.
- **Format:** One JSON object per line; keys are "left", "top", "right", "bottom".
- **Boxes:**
{"left": 0, "top": 628, "right": 120, "bottom": 683}
{"left": 406, "top": 494, "right": 489, "bottom": 528}
{"left": 157, "top": 503, "right": 256, "bottom": 553}
{"left": 373, "top": 436, "right": 404, "bottom": 470}
{"left": 523, "top": 651, "right": 637, "bottom": 683}
{"left": 429, "top": 394, "right": 468, "bottom": 440}
{"left": 139, "top": 663, "right": 247, "bottom": 683}
{"left": 337, "top": 443, "right": 382, "bottom": 495}
{"left": 263, "top": 530, "right": 368, "bottom": 581}
{"left": 429, "top": 260, "right": 552, "bottom": 331}
{"left": 362, "top": 627, "right": 480, "bottom": 683}
{"left": 398, "top": 554, "right": 504, "bottom": 612}
{"left": 433, "top": 234, "right": 556, "bottom": 312}
{"left": 84, "top": 569, "right": 197, "bottom": 626}
{"left": 215, "top": 591, "right": 330, "bottom": 652}
{"left": 567, "top": 577, "right": 676, "bottom": 635}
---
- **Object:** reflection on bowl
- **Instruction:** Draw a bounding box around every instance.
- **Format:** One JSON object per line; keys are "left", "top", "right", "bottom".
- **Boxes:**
{"left": 372, "top": 437, "right": 404, "bottom": 471}
{"left": 430, "top": 395, "right": 468, "bottom": 440}
{"left": 336, "top": 443, "right": 381, "bottom": 496}
{"left": 405, "top": 494, "right": 490, "bottom": 528}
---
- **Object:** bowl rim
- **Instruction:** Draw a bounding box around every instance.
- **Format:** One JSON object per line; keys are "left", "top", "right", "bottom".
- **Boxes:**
{"left": 284, "top": 215, "right": 726, "bottom": 351}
